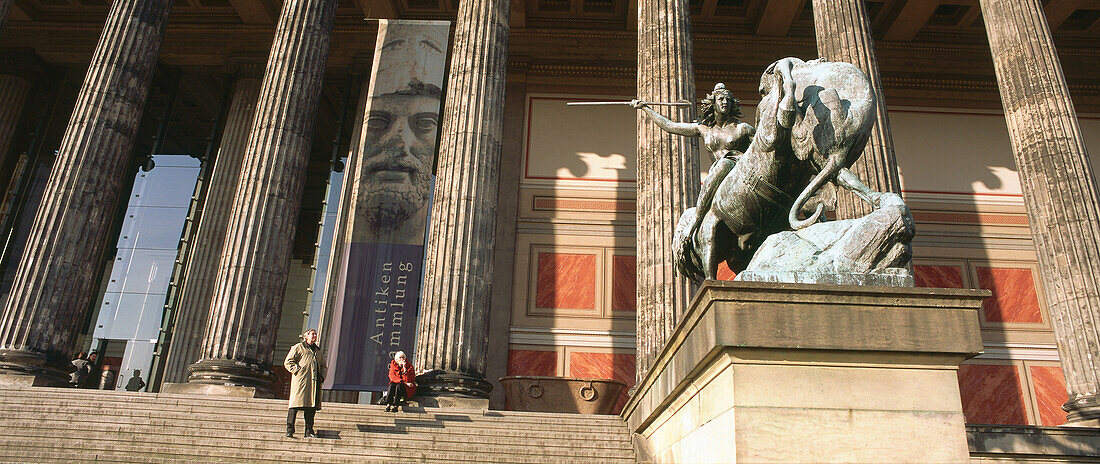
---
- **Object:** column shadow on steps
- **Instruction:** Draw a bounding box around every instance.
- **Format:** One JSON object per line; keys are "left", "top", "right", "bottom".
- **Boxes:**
{"left": 315, "top": 430, "right": 342, "bottom": 439}
{"left": 356, "top": 414, "right": 474, "bottom": 434}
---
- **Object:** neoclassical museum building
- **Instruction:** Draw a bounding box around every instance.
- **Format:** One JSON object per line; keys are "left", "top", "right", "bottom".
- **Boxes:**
{"left": 0, "top": 0, "right": 1098, "bottom": 459}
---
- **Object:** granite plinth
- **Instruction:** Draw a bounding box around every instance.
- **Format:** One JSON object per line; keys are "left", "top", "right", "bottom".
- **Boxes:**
{"left": 414, "top": 395, "right": 490, "bottom": 410}
{"left": 161, "top": 382, "right": 257, "bottom": 398}
{"left": 622, "top": 280, "right": 989, "bottom": 464}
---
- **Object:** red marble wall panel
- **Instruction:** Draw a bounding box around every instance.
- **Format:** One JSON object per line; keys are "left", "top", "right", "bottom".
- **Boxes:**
{"left": 1030, "top": 365, "right": 1068, "bottom": 426}
{"left": 957, "top": 364, "right": 1029, "bottom": 425}
{"left": 914, "top": 265, "right": 964, "bottom": 288}
{"left": 569, "top": 352, "right": 636, "bottom": 414}
{"left": 611, "top": 255, "right": 636, "bottom": 312}
{"left": 507, "top": 350, "right": 558, "bottom": 377}
{"left": 717, "top": 261, "right": 736, "bottom": 281}
{"left": 975, "top": 267, "right": 1043, "bottom": 323}
{"left": 535, "top": 252, "right": 597, "bottom": 310}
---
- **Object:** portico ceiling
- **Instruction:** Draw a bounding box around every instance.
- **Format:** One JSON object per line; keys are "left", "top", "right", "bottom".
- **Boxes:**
{"left": 7, "top": 0, "right": 1099, "bottom": 39}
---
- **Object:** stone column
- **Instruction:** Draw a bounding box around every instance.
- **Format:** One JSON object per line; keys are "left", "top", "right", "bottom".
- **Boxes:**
{"left": 0, "top": 52, "right": 34, "bottom": 178}
{"left": 184, "top": 0, "right": 336, "bottom": 397}
{"left": 413, "top": 0, "right": 509, "bottom": 402}
{"left": 979, "top": 0, "right": 1100, "bottom": 425}
{"left": 0, "top": 0, "right": 172, "bottom": 384}
{"left": 812, "top": 0, "right": 902, "bottom": 219}
{"left": 160, "top": 71, "right": 261, "bottom": 384}
{"left": 635, "top": 0, "right": 699, "bottom": 382}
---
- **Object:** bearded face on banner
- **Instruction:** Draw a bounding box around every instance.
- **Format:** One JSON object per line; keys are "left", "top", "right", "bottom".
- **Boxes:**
{"left": 358, "top": 87, "right": 439, "bottom": 232}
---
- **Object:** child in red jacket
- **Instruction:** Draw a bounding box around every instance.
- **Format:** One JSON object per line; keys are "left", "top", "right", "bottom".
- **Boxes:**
{"left": 384, "top": 351, "right": 416, "bottom": 412}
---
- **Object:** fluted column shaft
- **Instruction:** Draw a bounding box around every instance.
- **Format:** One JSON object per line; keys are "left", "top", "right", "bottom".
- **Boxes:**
{"left": 813, "top": 0, "right": 902, "bottom": 219}
{"left": 413, "top": 0, "right": 509, "bottom": 399}
{"left": 634, "top": 0, "right": 699, "bottom": 383}
{"left": 0, "top": 0, "right": 171, "bottom": 382}
{"left": 0, "top": 74, "right": 31, "bottom": 175}
{"left": 980, "top": 0, "right": 1100, "bottom": 425}
{"left": 186, "top": 0, "right": 335, "bottom": 397}
{"left": 0, "top": 0, "right": 12, "bottom": 32}
{"left": 161, "top": 76, "right": 260, "bottom": 384}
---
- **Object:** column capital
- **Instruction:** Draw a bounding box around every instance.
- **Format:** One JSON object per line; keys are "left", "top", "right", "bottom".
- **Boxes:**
{"left": 224, "top": 54, "right": 266, "bottom": 79}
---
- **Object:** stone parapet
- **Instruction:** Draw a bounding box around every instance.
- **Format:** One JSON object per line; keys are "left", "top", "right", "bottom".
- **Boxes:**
{"left": 623, "top": 281, "right": 989, "bottom": 463}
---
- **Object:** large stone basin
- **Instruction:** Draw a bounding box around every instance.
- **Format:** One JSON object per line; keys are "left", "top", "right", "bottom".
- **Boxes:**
{"left": 500, "top": 375, "right": 628, "bottom": 415}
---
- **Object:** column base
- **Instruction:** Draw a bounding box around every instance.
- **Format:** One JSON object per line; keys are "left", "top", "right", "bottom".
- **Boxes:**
{"left": 0, "top": 349, "right": 71, "bottom": 386}
{"left": 415, "top": 369, "right": 493, "bottom": 404}
{"left": 185, "top": 358, "right": 274, "bottom": 398}
{"left": 1065, "top": 396, "right": 1100, "bottom": 427}
{"left": 623, "top": 281, "right": 990, "bottom": 464}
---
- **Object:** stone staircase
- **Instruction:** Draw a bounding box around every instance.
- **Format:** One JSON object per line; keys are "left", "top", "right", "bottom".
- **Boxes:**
{"left": 0, "top": 386, "right": 636, "bottom": 463}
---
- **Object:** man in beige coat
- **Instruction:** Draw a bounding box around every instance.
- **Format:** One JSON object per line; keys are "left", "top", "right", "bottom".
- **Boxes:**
{"left": 285, "top": 329, "right": 326, "bottom": 438}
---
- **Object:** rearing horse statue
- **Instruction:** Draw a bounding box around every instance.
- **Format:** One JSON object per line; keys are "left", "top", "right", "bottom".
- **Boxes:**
{"left": 636, "top": 57, "right": 884, "bottom": 283}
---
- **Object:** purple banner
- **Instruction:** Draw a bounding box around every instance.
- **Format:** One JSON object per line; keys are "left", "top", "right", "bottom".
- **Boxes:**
{"left": 329, "top": 243, "right": 423, "bottom": 390}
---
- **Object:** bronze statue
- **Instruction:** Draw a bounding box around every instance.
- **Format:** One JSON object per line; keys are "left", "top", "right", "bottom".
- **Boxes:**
{"left": 635, "top": 58, "right": 888, "bottom": 283}
{"left": 632, "top": 83, "right": 756, "bottom": 273}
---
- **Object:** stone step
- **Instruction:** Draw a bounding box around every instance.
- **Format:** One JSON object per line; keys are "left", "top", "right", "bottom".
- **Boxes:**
{"left": 0, "top": 392, "right": 626, "bottom": 427}
{"left": 0, "top": 442, "right": 633, "bottom": 464}
{"left": 6, "top": 417, "right": 634, "bottom": 451}
{"left": 1, "top": 431, "right": 636, "bottom": 464}
{"left": 0, "top": 386, "right": 636, "bottom": 463}
{"left": 4, "top": 424, "right": 636, "bottom": 459}
{"left": 3, "top": 403, "right": 631, "bottom": 436}
{"left": 0, "top": 386, "right": 625, "bottom": 417}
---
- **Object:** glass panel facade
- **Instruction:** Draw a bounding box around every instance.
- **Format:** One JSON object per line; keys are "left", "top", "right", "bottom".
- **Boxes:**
{"left": 307, "top": 163, "right": 345, "bottom": 330}
{"left": 92, "top": 154, "right": 200, "bottom": 390}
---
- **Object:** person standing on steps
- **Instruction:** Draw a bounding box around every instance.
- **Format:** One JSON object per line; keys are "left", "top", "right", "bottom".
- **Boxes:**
{"left": 70, "top": 352, "right": 91, "bottom": 387}
{"left": 384, "top": 351, "right": 416, "bottom": 412}
{"left": 81, "top": 352, "right": 101, "bottom": 389}
{"left": 284, "top": 329, "right": 326, "bottom": 438}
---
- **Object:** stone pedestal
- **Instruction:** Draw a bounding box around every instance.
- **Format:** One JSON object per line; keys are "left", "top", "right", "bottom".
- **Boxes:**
{"left": 623, "top": 281, "right": 988, "bottom": 463}
{"left": 979, "top": 0, "right": 1100, "bottom": 426}
{"left": 413, "top": 0, "right": 509, "bottom": 400}
{"left": 186, "top": 0, "right": 335, "bottom": 397}
{"left": 0, "top": 0, "right": 172, "bottom": 384}
{"left": 635, "top": 0, "right": 699, "bottom": 383}
{"left": 812, "top": 0, "right": 902, "bottom": 219}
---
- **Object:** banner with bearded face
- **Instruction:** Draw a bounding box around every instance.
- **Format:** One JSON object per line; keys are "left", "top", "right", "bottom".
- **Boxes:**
{"left": 322, "top": 20, "right": 449, "bottom": 392}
